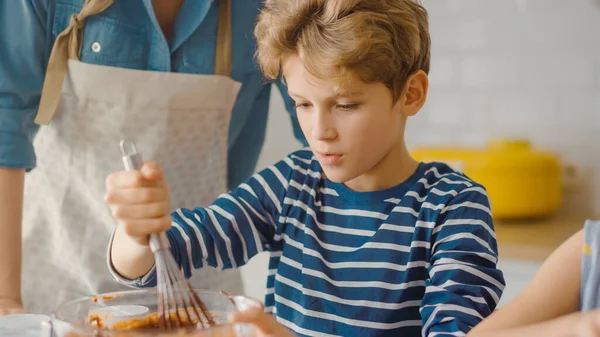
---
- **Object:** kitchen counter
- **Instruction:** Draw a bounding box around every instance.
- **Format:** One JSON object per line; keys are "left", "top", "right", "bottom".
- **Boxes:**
{"left": 495, "top": 215, "right": 590, "bottom": 262}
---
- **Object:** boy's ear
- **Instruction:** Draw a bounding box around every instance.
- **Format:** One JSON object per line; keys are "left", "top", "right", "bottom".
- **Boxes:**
{"left": 399, "top": 70, "right": 428, "bottom": 117}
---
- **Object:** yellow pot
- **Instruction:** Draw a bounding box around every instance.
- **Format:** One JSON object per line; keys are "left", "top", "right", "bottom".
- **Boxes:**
{"left": 411, "top": 139, "right": 562, "bottom": 220}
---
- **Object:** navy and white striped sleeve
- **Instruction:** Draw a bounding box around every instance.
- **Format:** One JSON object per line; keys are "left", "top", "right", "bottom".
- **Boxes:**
{"left": 111, "top": 155, "right": 295, "bottom": 288}
{"left": 420, "top": 186, "right": 505, "bottom": 337}
{"left": 137, "top": 157, "right": 295, "bottom": 286}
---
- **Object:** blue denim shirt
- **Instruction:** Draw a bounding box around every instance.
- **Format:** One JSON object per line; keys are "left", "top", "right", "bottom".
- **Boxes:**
{"left": 0, "top": 0, "right": 305, "bottom": 189}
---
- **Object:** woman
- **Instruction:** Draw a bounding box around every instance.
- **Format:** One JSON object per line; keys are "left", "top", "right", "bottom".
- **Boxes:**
{"left": 0, "top": 0, "right": 303, "bottom": 314}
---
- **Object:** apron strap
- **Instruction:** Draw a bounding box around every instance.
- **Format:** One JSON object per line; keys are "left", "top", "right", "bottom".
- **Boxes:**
{"left": 214, "top": 0, "right": 232, "bottom": 76}
{"left": 35, "top": 0, "right": 115, "bottom": 125}
{"left": 35, "top": 0, "right": 233, "bottom": 125}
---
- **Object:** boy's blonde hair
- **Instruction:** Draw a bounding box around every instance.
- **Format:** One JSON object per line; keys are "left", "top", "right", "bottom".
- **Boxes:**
{"left": 254, "top": 0, "right": 431, "bottom": 101}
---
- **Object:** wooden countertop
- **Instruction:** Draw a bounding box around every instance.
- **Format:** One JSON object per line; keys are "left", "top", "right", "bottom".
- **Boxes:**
{"left": 494, "top": 215, "right": 589, "bottom": 262}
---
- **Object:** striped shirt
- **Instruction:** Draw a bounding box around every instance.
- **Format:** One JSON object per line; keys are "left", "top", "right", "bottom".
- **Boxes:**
{"left": 111, "top": 149, "right": 505, "bottom": 337}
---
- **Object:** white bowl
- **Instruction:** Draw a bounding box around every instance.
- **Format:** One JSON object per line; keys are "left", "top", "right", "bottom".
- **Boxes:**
{"left": 0, "top": 313, "right": 52, "bottom": 337}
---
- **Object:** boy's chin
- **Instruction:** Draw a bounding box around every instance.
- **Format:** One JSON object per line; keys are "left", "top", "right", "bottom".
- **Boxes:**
{"left": 320, "top": 167, "right": 356, "bottom": 184}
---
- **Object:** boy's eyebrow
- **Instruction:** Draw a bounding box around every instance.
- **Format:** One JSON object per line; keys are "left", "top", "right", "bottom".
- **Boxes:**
{"left": 287, "top": 90, "right": 364, "bottom": 99}
{"left": 287, "top": 91, "right": 305, "bottom": 99}
{"left": 334, "top": 90, "right": 363, "bottom": 98}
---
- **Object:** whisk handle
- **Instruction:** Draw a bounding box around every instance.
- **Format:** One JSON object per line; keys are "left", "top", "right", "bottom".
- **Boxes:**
{"left": 120, "top": 139, "right": 143, "bottom": 171}
{"left": 149, "top": 233, "right": 171, "bottom": 252}
{"left": 119, "top": 139, "right": 171, "bottom": 253}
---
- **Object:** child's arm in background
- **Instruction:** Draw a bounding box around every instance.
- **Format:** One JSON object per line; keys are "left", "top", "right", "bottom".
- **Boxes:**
{"left": 467, "top": 230, "right": 592, "bottom": 336}
{"left": 469, "top": 310, "right": 600, "bottom": 337}
{"left": 106, "top": 156, "right": 294, "bottom": 286}
{"left": 420, "top": 187, "right": 505, "bottom": 337}
{"left": 226, "top": 227, "right": 598, "bottom": 337}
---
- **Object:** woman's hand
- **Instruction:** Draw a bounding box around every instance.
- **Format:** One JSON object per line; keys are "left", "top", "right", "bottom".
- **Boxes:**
{"left": 0, "top": 298, "right": 26, "bottom": 315}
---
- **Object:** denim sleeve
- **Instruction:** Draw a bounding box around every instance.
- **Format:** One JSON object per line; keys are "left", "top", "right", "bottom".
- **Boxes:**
{"left": 0, "top": 1, "right": 51, "bottom": 170}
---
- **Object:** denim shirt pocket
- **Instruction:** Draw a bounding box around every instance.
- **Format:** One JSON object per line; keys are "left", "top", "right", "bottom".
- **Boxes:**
{"left": 181, "top": 35, "right": 217, "bottom": 75}
{"left": 52, "top": 2, "right": 148, "bottom": 69}
{"left": 182, "top": 32, "right": 260, "bottom": 84}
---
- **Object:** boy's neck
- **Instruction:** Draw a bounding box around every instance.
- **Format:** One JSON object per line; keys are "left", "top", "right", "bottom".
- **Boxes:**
{"left": 344, "top": 142, "right": 420, "bottom": 193}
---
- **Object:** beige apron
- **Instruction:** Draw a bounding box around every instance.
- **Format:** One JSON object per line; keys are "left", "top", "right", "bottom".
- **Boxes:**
{"left": 22, "top": 0, "right": 244, "bottom": 314}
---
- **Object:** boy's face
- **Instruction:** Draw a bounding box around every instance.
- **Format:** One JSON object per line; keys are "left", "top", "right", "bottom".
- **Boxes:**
{"left": 282, "top": 55, "right": 415, "bottom": 189}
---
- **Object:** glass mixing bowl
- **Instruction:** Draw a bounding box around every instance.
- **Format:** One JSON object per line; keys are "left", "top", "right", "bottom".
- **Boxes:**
{"left": 51, "top": 289, "right": 262, "bottom": 337}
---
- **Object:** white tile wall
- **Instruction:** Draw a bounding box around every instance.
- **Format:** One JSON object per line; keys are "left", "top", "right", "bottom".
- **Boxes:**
{"left": 241, "top": 0, "right": 600, "bottom": 302}
{"left": 414, "top": 0, "right": 600, "bottom": 215}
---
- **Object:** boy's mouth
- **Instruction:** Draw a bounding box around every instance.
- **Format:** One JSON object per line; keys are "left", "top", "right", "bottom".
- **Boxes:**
{"left": 315, "top": 152, "right": 343, "bottom": 165}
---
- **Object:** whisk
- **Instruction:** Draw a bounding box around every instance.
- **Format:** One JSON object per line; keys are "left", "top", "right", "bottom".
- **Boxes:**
{"left": 119, "top": 139, "right": 216, "bottom": 330}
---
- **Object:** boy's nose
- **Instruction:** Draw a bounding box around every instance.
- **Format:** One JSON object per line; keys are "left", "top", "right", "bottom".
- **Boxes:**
{"left": 312, "top": 111, "right": 337, "bottom": 141}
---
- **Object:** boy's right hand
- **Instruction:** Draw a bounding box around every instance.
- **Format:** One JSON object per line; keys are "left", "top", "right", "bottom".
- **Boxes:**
{"left": 105, "top": 161, "right": 172, "bottom": 246}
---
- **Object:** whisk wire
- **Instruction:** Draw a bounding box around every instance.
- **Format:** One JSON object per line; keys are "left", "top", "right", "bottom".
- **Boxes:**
{"left": 119, "top": 139, "right": 215, "bottom": 331}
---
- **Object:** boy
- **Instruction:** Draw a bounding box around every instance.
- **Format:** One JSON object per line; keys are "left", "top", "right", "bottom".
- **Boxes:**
{"left": 105, "top": 0, "right": 505, "bottom": 335}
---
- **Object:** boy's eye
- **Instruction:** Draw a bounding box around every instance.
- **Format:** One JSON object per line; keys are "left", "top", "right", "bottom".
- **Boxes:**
{"left": 337, "top": 104, "right": 359, "bottom": 111}
{"left": 294, "top": 103, "right": 311, "bottom": 110}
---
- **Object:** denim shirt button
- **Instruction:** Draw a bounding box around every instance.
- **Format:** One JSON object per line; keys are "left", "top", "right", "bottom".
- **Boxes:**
{"left": 91, "top": 42, "right": 102, "bottom": 53}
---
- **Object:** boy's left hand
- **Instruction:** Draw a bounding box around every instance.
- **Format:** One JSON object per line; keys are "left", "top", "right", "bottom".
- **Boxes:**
{"left": 229, "top": 308, "right": 296, "bottom": 337}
